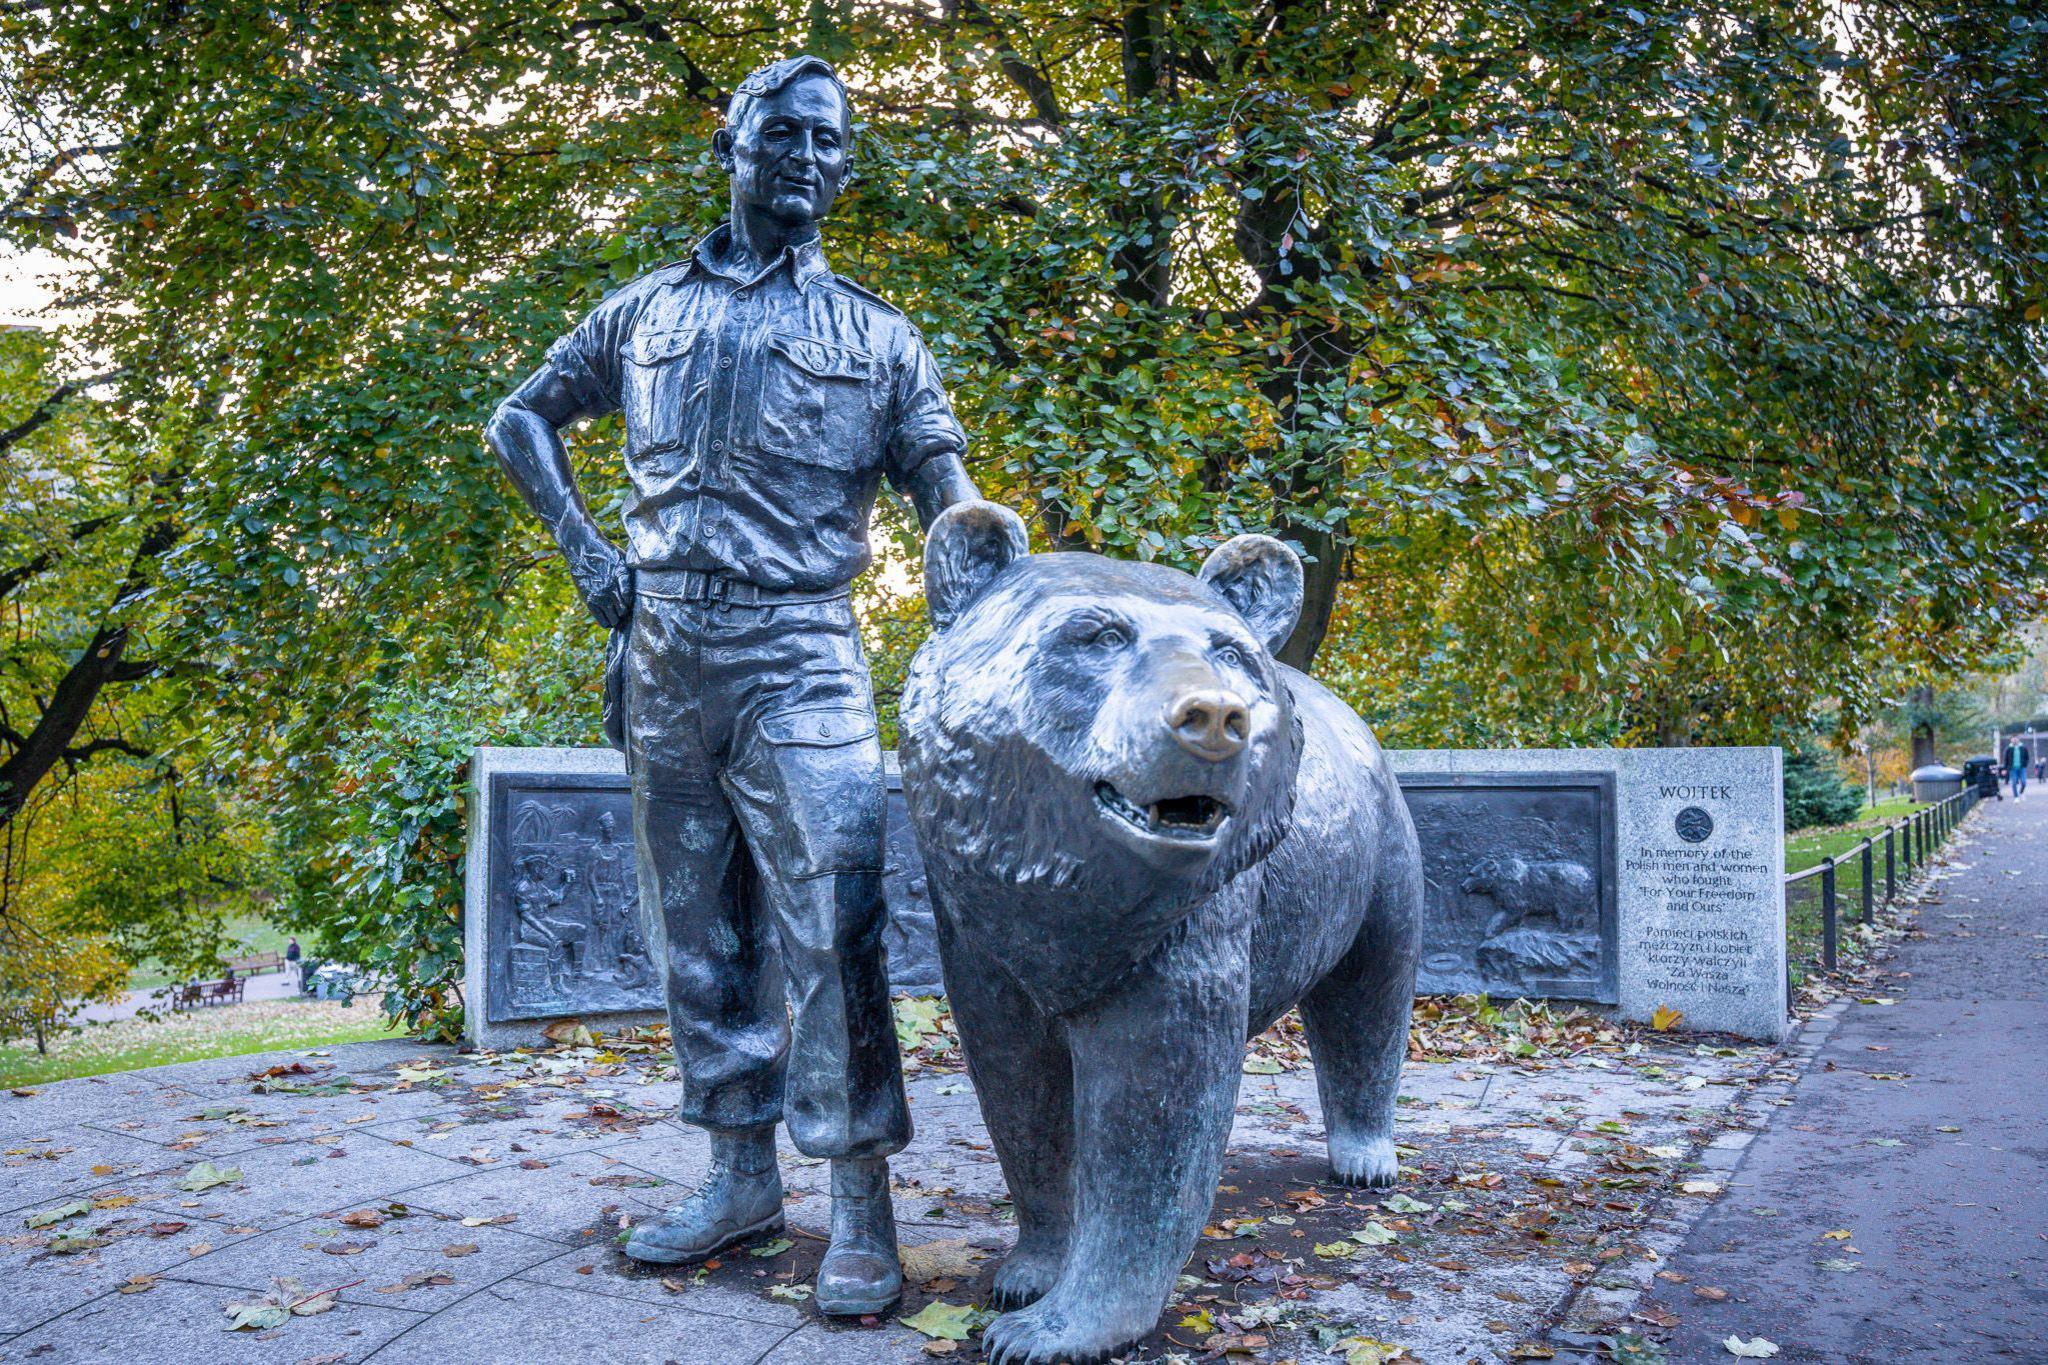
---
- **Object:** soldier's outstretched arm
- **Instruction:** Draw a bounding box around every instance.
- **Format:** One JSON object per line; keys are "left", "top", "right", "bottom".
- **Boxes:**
{"left": 904, "top": 450, "right": 979, "bottom": 532}
{"left": 486, "top": 368, "right": 634, "bottom": 628}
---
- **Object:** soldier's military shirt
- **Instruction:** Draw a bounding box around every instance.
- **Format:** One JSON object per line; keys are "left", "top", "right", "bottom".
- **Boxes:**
{"left": 543, "top": 223, "right": 967, "bottom": 593}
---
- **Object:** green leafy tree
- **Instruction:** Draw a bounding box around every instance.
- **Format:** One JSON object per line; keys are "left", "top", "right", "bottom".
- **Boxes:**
{"left": 1, "top": 2, "right": 2043, "bottom": 1027}
{"left": 3, "top": 1, "right": 2036, "bottom": 743}
{"left": 0, "top": 904, "right": 126, "bottom": 1054}
{"left": 0, "top": 329, "right": 273, "bottom": 995}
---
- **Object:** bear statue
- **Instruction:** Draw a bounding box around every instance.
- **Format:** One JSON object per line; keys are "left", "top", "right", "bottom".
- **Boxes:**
{"left": 897, "top": 501, "right": 1424, "bottom": 1365}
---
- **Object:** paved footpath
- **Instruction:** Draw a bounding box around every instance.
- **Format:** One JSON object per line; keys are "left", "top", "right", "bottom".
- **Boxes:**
{"left": 1, "top": 1006, "right": 1787, "bottom": 1362}
{"left": 76, "top": 969, "right": 306, "bottom": 1026}
{"left": 1641, "top": 793, "right": 2048, "bottom": 1362}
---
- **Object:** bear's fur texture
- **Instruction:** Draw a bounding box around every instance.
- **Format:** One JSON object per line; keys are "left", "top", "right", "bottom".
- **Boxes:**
{"left": 899, "top": 502, "right": 1424, "bottom": 1365}
{"left": 1461, "top": 854, "right": 1597, "bottom": 937}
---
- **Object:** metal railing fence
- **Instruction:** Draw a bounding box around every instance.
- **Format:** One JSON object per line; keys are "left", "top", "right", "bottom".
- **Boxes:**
{"left": 1784, "top": 786, "right": 1978, "bottom": 974}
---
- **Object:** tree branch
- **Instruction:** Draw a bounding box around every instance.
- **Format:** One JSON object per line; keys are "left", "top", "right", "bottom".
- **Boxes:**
{"left": 0, "top": 512, "right": 116, "bottom": 601}
{"left": 0, "top": 371, "right": 118, "bottom": 455}
{"left": 957, "top": 0, "right": 1066, "bottom": 125}
{"left": 61, "top": 735, "right": 149, "bottom": 761}
{"left": 0, "top": 513, "right": 178, "bottom": 825}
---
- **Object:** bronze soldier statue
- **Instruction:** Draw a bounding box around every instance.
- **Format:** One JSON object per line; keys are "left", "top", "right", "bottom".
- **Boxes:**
{"left": 487, "top": 53, "right": 977, "bottom": 1314}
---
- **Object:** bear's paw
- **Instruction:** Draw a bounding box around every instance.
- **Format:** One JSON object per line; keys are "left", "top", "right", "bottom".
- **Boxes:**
{"left": 990, "top": 1237, "right": 1065, "bottom": 1310}
{"left": 1327, "top": 1134, "right": 1400, "bottom": 1189}
{"left": 984, "top": 1295, "right": 1147, "bottom": 1365}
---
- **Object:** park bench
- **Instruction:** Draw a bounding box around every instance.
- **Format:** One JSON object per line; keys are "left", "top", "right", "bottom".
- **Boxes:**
{"left": 225, "top": 951, "right": 284, "bottom": 975}
{"left": 169, "top": 977, "right": 248, "bottom": 1010}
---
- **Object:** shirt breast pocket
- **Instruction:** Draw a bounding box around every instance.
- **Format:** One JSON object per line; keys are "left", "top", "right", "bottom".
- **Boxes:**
{"left": 622, "top": 326, "right": 699, "bottom": 454}
{"left": 756, "top": 334, "right": 881, "bottom": 468}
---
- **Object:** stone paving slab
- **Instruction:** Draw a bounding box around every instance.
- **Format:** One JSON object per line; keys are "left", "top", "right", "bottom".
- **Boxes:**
{"left": 0, "top": 1273, "right": 432, "bottom": 1363}
{"left": 379, "top": 1276, "right": 792, "bottom": 1363}
{"left": 173, "top": 1205, "right": 567, "bottom": 1309}
{"left": 1, "top": 1019, "right": 1794, "bottom": 1364}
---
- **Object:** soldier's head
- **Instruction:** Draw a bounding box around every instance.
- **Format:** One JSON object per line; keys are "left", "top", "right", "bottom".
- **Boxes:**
{"left": 715, "top": 55, "right": 852, "bottom": 229}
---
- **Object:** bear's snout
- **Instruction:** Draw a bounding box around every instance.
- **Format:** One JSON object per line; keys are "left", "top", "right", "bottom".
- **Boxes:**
{"left": 1166, "top": 687, "right": 1250, "bottom": 761}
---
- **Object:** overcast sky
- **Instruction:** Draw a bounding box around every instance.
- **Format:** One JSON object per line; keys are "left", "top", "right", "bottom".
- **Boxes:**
{"left": 0, "top": 247, "right": 70, "bottom": 328}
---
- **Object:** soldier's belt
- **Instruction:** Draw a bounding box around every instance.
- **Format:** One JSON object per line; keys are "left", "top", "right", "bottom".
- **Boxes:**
{"left": 634, "top": 568, "right": 851, "bottom": 606}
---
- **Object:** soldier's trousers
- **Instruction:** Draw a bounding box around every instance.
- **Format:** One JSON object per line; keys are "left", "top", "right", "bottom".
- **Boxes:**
{"left": 623, "top": 584, "right": 910, "bottom": 1160}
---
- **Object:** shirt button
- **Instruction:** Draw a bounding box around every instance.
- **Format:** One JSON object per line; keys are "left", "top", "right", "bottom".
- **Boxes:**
{"left": 720, "top": 357, "right": 733, "bottom": 369}
{"left": 711, "top": 439, "right": 725, "bottom": 451}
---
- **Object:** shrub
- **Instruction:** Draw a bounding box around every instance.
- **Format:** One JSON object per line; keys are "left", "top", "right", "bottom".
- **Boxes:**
{"left": 1782, "top": 737, "right": 1865, "bottom": 832}
{"left": 289, "top": 625, "right": 603, "bottom": 1041}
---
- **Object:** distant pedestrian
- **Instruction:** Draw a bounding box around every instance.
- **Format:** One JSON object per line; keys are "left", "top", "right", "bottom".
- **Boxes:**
{"left": 2006, "top": 739, "right": 2030, "bottom": 798}
{"left": 285, "top": 937, "right": 301, "bottom": 963}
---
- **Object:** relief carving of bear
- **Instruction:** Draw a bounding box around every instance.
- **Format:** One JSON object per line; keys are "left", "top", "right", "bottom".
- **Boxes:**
{"left": 898, "top": 502, "right": 1424, "bottom": 1365}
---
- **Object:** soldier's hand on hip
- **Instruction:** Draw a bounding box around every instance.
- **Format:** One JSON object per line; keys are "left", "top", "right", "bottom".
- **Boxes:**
{"left": 565, "top": 533, "right": 635, "bottom": 629}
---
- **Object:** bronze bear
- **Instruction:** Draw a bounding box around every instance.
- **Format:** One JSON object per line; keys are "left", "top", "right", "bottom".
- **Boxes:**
{"left": 899, "top": 502, "right": 1424, "bottom": 1364}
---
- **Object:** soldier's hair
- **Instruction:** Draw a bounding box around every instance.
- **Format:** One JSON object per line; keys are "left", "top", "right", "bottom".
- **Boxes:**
{"left": 725, "top": 54, "right": 851, "bottom": 136}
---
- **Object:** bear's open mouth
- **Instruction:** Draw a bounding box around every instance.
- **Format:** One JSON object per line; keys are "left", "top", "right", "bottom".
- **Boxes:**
{"left": 1094, "top": 782, "right": 1231, "bottom": 841}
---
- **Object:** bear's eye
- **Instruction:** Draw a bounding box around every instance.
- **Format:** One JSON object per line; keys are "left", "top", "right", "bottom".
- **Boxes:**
{"left": 1214, "top": 644, "right": 1247, "bottom": 671}
{"left": 1054, "top": 614, "right": 1131, "bottom": 650}
{"left": 1089, "top": 623, "right": 1130, "bottom": 649}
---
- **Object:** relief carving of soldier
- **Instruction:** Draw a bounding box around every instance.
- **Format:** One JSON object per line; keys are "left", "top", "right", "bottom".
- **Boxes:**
{"left": 587, "top": 810, "right": 631, "bottom": 963}
{"left": 487, "top": 54, "right": 977, "bottom": 1315}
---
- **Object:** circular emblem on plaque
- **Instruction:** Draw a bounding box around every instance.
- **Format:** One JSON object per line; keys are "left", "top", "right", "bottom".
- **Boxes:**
{"left": 1675, "top": 806, "right": 1714, "bottom": 843}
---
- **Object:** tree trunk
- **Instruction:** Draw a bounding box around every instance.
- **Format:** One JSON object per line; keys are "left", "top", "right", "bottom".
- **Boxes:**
{"left": 1278, "top": 523, "right": 1339, "bottom": 669}
{"left": 0, "top": 516, "right": 174, "bottom": 827}
{"left": 0, "top": 623, "right": 134, "bottom": 825}
{"left": 1910, "top": 724, "right": 1937, "bottom": 769}
{"left": 1910, "top": 684, "right": 1938, "bottom": 768}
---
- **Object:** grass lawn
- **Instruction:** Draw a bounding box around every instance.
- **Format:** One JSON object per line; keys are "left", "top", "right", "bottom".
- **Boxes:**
{"left": 1783, "top": 793, "right": 1981, "bottom": 972}
{"left": 0, "top": 999, "right": 402, "bottom": 1088}
{"left": 1786, "top": 796, "right": 1927, "bottom": 875}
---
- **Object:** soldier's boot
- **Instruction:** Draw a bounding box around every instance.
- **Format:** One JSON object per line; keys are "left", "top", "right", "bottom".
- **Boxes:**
{"left": 815, "top": 1157, "right": 902, "bottom": 1316}
{"left": 623, "top": 1126, "right": 783, "bottom": 1265}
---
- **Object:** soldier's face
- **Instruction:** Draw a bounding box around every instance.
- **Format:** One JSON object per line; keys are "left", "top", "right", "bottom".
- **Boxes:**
{"left": 724, "top": 77, "right": 849, "bottom": 226}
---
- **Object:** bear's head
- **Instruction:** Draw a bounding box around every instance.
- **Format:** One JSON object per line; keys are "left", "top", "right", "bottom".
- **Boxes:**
{"left": 1460, "top": 857, "right": 1503, "bottom": 896}
{"left": 899, "top": 502, "right": 1306, "bottom": 964}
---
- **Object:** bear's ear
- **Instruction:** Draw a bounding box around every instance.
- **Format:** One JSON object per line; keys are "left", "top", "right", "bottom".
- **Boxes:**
{"left": 925, "top": 500, "right": 1029, "bottom": 630}
{"left": 1198, "top": 534, "right": 1303, "bottom": 654}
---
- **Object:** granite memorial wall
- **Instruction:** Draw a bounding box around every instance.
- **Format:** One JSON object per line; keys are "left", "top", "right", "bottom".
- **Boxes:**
{"left": 467, "top": 745, "right": 1787, "bottom": 1046}
{"left": 1390, "top": 747, "right": 1787, "bottom": 1041}
{"left": 463, "top": 747, "right": 943, "bottom": 1049}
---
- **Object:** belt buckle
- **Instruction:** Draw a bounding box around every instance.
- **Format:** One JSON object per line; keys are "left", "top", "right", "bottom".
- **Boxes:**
{"left": 706, "top": 574, "right": 734, "bottom": 611}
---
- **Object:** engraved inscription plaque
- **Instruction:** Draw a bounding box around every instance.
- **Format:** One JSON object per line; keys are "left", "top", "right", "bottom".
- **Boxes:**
{"left": 1390, "top": 747, "right": 1785, "bottom": 1041}
{"left": 1400, "top": 772, "right": 1619, "bottom": 1003}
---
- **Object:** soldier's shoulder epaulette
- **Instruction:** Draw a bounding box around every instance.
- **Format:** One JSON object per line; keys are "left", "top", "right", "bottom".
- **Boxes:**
{"left": 825, "top": 275, "right": 906, "bottom": 317}
{"left": 594, "top": 263, "right": 686, "bottom": 306}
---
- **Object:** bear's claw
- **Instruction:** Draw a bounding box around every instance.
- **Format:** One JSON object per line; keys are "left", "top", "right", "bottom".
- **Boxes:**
{"left": 1330, "top": 1164, "right": 1398, "bottom": 1189}
{"left": 1327, "top": 1134, "right": 1400, "bottom": 1188}
{"left": 983, "top": 1302, "right": 1138, "bottom": 1365}
{"left": 990, "top": 1239, "right": 1065, "bottom": 1310}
